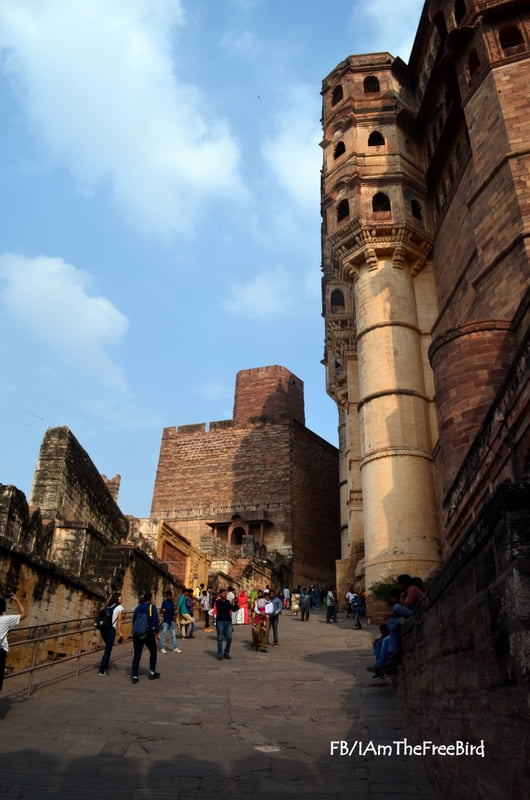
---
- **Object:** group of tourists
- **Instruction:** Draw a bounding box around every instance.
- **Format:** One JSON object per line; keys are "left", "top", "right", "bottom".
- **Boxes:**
{"left": 95, "top": 583, "right": 292, "bottom": 682}
{"left": 0, "top": 575, "right": 427, "bottom": 688}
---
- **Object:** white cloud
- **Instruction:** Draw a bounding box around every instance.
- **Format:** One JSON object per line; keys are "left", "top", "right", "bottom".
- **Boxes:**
{"left": 223, "top": 266, "right": 295, "bottom": 319}
{"left": 0, "top": 0, "right": 246, "bottom": 239}
{"left": 219, "top": 28, "right": 262, "bottom": 60}
{"left": 0, "top": 253, "right": 128, "bottom": 387}
{"left": 261, "top": 83, "right": 321, "bottom": 214}
{"left": 353, "top": 0, "right": 424, "bottom": 62}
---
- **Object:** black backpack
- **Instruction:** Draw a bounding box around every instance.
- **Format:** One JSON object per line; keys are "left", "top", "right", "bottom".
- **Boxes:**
{"left": 132, "top": 604, "right": 154, "bottom": 637}
{"left": 97, "top": 604, "right": 116, "bottom": 637}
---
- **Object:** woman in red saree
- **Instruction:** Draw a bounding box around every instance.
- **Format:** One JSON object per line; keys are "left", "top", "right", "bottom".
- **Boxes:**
{"left": 235, "top": 590, "right": 250, "bottom": 624}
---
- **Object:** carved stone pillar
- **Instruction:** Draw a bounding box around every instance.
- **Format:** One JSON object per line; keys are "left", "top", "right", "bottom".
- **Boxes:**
{"left": 351, "top": 250, "right": 441, "bottom": 590}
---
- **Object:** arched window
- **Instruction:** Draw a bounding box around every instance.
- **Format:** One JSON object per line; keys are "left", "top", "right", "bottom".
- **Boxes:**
{"left": 330, "top": 289, "right": 345, "bottom": 312}
{"left": 411, "top": 199, "right": 423, "bottom": 220}
{"left": 363, "top": 75, "right": 380, "bottom": 94}
{"left": 372, "top": 192, "right": 391, "bottom": 213}
{"left": 334, "top": 141, "right": 346, "bottom": 159}
{"left": 468, "top": 49, "right": 480, "bottom": 79}
{"left": 499, "top": 25, "right": 525, "bottom": 56}
{"left": 368, "top": 131, "right": 385, "bottom": 146}
{"left": 454, "top": 0, "right": 466, "bottom": 24}
{"left": 337, "top": 199, "right": 350, "bottom": 222}
{"left": 332, "top": 84, "right": 344, "bottom": 106}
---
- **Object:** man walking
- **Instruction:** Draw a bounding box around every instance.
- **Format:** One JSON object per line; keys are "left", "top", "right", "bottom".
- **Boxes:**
{"left": 131, "top": 591, "right": 160, "bottom": 684}
{"left": 326, "top": 586, "right": 338, "bottom": 623}
{"left": 351, "top": 592, "right": 363, "bottom": 629}
{"left": 214, "top": 588, "right": 238, "bottom": 660}
{"left": 98, "top": 592, "right": 124, "bottom": 676}
{"left": 267, "top": 589, "right": 283, "bottom": 646}
{"left": 159, "top": 590, "right": 182, "bottom": 654}
{"left": 300, "top": 588, "right": 311, "bottom": 621}
{"left": 200, "top": 589, "right": 213, "bottom": 631}
{"left": 177, "top": 588, "right": 194, "bottom": 639}
{"left": 184, "top": 588, "right": 196, "bottom": 638}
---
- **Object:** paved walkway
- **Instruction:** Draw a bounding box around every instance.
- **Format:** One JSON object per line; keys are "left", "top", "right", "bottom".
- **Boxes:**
{"left": 1, "top": 609, "right": 436, "bottom": 799}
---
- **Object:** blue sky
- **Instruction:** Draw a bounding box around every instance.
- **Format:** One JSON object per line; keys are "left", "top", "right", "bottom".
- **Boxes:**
{"left": 0, "top": 0, "right": 424, "bottom": 517}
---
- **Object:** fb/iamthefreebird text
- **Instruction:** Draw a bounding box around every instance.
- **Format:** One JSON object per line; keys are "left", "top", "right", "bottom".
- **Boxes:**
{"left": 330, "top": 739, "right": 485, "bottom": 758}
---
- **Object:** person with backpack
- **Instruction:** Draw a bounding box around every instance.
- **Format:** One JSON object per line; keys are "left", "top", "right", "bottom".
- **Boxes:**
{"left": 131, "top": 591, "right": 160, "bottom": 684}
{"left": 98, "top": 592, "right": 124, "bottom": 677}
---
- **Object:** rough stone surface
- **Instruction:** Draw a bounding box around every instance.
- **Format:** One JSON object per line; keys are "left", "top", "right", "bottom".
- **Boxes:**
{"left": 398, "top": 484, "right": 530, "bottom": 800}
{"left": 1, "top": 609, "right": 436, "bottom": 800}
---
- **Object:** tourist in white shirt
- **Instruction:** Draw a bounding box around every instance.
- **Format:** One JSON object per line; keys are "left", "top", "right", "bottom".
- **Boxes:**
{"left": 0, "top": 592, "right": 27, "bottom": 691}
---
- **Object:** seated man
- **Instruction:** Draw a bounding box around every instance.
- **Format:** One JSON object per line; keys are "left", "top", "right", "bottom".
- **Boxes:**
{"left": 367, "top": 621, "right": 400, "bottom": 677}
{"left": 388, "top": 574, "right": 425, "bottom": 619}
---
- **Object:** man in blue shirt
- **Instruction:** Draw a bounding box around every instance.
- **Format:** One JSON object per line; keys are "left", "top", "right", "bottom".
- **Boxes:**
{"left": 159, "top": 590, "right": 182, "bottom": 654}
{"left": 267, "top": 589, "right": 283, "bottom": 646}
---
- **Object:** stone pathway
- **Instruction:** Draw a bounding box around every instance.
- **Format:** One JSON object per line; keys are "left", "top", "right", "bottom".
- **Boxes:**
{"left": 0, "top": 609, "right": 436, "bottom": 799}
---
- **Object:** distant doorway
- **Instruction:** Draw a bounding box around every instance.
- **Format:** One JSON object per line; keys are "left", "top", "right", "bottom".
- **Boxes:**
{"left": 231, "top": 526, "right": 245, "bottom": 547}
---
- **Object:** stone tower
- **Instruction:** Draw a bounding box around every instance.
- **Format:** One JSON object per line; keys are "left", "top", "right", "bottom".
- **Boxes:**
{"left": 150, "top": 366, "right": 340, "bottom": 587}
{"left": 321, "top": 52, "right": 442, "bottom": 595}
{"left": 321, "top": 0, "right": 530, "bottom": 599}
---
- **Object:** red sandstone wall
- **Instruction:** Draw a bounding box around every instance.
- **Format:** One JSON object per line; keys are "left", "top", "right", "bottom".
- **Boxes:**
{"left": 428, "top": 45, "right": 530, "bottom": 515}
{"left": 151, "top": 414, "right": 340, "bottom": 581}
{"left": 289, "top": 424, "right": 340, "bottom": 585}
{"left": 233, "top": 365, "right": 305, "bottom": 425}
{"left": 430, "top": 322, "right": 518, "bottom": 500}
{"left": 151, "top": 420, "right": 292, "bottom": 519}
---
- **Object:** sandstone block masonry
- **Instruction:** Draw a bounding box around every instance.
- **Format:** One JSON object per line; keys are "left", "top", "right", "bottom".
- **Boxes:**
{"left": 1, "top": 427, "right": 177, "bottom": 668}
{"left": 31, "top": 426, "right": 129, "bottom": 545}
{"left": 150, "top": 366, "right": 340, "bottom": 587}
